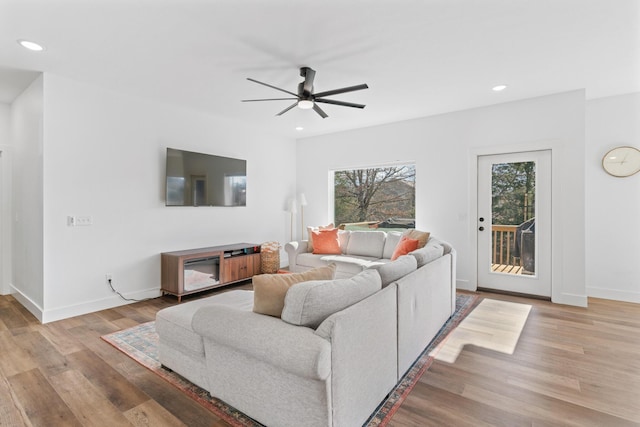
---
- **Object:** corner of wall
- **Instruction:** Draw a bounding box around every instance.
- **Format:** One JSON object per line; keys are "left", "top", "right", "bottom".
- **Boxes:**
{"left": 9, "top": 284, "right": 44, "bottom": 322}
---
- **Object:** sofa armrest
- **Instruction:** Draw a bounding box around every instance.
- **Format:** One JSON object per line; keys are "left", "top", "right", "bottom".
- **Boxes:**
{"left": 192, "top": 305, "right": 330, "bottom": 381}
{"left": 284, "top": 240, "right": 309, "bottom": 270}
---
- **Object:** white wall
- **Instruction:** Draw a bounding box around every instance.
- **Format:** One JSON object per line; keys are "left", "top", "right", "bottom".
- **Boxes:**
{"left": 0, "top": 103, "right": 11, "bottom": 295}
{"left": 586, "top": 92, "right": 640, "bottom": 303}
{"left": 296, "top": 91, "right": 587, "bottom": 306}
{"left": 32, "top": 74, "right": 296, "bottom": 322}
{"left": 10, "top": 76, "right": 44, "bottom": 314}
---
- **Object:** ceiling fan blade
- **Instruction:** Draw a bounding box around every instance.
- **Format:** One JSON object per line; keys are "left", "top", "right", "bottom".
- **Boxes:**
{"left": 276, "top": 102, "right": 298, "bottom": 116}
{"left": 247, "top": 78, "right": 298, "bottom": 97}
{"left": 313, "top": 83, "right": 369, "bottom": 98}
{"left": 315, "top": 98, "right": 366, "bottom": 109}
{"left": 301, "top": 67, "right": 316, "bottom": 96}
{"left": 242, "top": 98, "right": 298, "bottom": 102}
{"left": 313, "top": 103, "right": 328, "bottom": 119}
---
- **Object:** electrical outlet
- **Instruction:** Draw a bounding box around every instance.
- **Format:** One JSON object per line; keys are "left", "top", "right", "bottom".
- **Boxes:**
{"left": 67, "top": 216, "right": 76, "bottom": 226}
{"left": 76, "top": 215, "right": 93, "bottom": 226}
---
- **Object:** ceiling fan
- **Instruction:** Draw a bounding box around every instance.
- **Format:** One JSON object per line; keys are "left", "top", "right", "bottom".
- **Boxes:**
{"left": 242, "top": 67, "right": 368, "bottom": 118}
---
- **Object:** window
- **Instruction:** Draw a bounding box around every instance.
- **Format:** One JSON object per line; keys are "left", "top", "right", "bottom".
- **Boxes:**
{"left": 332, "top": 165, "right": 415, "bottom": 230}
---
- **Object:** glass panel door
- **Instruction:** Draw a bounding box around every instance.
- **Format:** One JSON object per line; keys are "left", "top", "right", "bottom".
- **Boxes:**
{"left": 477, "top": 150, "right": 551, "bottom": 297}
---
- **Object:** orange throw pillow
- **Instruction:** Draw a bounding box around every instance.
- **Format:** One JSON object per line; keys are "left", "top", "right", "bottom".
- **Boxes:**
{"left": 307, "top": 223, "right": 334, "bottom": 252}
{"left": 312, "top": 228, "right": 342, "bottom": 254}
{"left": 391, "top": 235, "right": 419, "bottom": 260}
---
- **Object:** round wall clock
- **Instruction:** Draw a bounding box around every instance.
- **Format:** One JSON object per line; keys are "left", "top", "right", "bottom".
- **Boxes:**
{"left": 602, "top": 146, "right": 640, "bottom": 177}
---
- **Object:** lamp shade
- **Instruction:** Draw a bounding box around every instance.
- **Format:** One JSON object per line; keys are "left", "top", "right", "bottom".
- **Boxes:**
{"left": 289, "top": 199, "right": 298, "bottom": 214}
{"left": 299, "top": 193, "right": 308, "bottom": 206}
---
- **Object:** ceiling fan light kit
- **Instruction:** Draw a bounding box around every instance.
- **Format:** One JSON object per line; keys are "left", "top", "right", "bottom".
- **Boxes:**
{"left": 242, "top": 67, "right": 368, "bottom": 118}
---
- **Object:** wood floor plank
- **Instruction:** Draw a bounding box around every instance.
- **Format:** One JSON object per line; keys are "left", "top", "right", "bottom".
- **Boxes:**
{"left": 48, "top": 369, "right": 133, "bottom": 427}
{"left": 114, "top": 358, "right": 223, "bottom": 427}
{"left": 0, "top": 330, "right": 38, "bottom": 377}
{"left": 66, "top": 324, "right": 134, "bottom": 365}
{"left": 0, "top": 306, "right": 30, "bottom": 330}
{"left": 37, "top": 322, "right": 86, "bottom": 356}
{"left": 13, "top": 330, "right": 71, "bottom": 377}
{"left": 64, "top": 349, "right": 150, "bottom": 413}
{"left": 0, "top": 371, "right": 28, "bottom": 426}
{"left": 7, "top": 368, "right": 82, "bottom": 427}
{"left": 392, "top": 381, "right": 532, "bottom": 427}
{"left": 123, "top": 400, "right": 186, "bottom": 427}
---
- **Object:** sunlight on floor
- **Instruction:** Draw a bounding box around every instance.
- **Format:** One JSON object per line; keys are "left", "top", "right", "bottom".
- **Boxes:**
{"left": 433, "top": 298, "right": 532, "bottom": 363}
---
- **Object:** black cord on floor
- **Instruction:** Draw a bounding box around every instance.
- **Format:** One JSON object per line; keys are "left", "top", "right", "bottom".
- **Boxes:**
{"left": 108, "top": 279, "right": 156, "bottom": 302}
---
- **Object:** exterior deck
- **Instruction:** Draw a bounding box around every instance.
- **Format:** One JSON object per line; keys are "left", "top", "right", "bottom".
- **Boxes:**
{"left": 491, "top": 224, "right": 530, "bottom": 275}
{"left": 491, "top": 263, "right": 523, "bottom": 275}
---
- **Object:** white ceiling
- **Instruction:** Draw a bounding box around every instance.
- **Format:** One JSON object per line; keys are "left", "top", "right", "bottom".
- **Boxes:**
{"left": 0, "top": 0, "right": 638, "bottom": 138}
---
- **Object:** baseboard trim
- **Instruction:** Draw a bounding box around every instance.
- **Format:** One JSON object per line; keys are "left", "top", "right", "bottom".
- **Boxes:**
{"left": 456, "top": 279, "right": 474, "bottom": 291}
{"left": 42, "top": 288, "right": 162, "bottom": 324}
{"left": 552, "top": 292, "right": 588, "bottom": 307}
{"left": 10, "top": 285, "right": 44, "bottom": 322}
{"left": 587, "top": 287, "right": 640, "bottom": 304}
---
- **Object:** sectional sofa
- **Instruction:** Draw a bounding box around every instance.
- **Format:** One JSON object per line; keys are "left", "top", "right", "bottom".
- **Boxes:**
{"left": 155, "top": 230, "right": 456, "bottom": 427}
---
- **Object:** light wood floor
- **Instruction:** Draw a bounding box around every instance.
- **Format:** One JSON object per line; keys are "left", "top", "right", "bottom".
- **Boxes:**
{"left": 1, "top": 287, "right": 639, "bottom": 426}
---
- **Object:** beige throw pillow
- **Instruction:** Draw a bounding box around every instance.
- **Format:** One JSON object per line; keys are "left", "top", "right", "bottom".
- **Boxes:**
{"left": 402, "top": 229, "right": 430, "bottom": 248}
{"left": 307, "top": 223, "right": 334, "bottom": 252}
{"left": 253, "top": 264, "right": 336, "bottom": 317}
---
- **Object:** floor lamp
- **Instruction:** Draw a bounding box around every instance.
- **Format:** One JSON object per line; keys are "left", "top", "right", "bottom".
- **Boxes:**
{"left": 299, "top": 193, "right": 307, "bottom": 239}
{"left": 289, "top": 199, "right": 297, "bottom": 242}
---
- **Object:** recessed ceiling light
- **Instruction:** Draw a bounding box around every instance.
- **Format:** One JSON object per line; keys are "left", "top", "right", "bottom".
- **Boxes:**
{"left": 295, "top": 126, "right": 304, "bottom": 131}
{"left": 492, "top": 84, "right": 507, "bottom": 92}
{"left": 17, "top": 39, "right": 45, "bottom": 51}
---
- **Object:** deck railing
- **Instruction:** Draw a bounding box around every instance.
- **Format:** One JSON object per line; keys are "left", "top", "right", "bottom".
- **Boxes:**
{"left": 492, "top": 224, "right": 519, "bottom": 267}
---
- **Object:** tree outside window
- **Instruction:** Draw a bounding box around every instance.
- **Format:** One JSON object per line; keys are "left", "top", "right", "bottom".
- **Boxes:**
{"left": 333, "top": 165, "right": 415, "bottom": 230}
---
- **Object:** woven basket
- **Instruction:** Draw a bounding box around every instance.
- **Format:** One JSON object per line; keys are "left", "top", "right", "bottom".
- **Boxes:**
{"left": 260, "top": 242, "right": 280, "bottom": 274}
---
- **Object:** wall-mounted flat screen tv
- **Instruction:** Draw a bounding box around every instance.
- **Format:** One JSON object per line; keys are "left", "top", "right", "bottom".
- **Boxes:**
{"left": 165, "top": 148, "right": 246, "bottom": 207}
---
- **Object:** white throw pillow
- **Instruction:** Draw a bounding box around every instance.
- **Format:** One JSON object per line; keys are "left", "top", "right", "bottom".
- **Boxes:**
{"left": 382, "top": 231, "right": 403, "bottom": 259}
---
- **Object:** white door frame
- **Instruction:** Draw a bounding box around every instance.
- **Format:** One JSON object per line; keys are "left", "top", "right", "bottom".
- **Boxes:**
{"left": 468, "top": 142, "right": 559, "bottom": 299}
{"left": 0, "top": 148, "right": 11, "bottom": 296}
{"left": 476, "top": 150, "right": 551, "bottom": 297}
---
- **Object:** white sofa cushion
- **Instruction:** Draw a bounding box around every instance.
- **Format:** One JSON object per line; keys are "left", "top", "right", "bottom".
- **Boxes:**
{"left": 157, "top": 290, "right": 254, "bottom": 356}
{"left": 382, "top": 231, "right": 403, "bottom": 259}
{"left": 346, "top": 231, "right": 386, "bottom": 258}
{"left": 371, "top": 254, "right": 417, "bottom": 288}
{"left": 294, "top": 253, "right": 383, "bottom": 279}
{"left": 338, "top": 230, "right": 351, "bottom": 254}
{"left": 410, "top": 239, "right": 445, "bottom": 267}
{"left": 295, "top": 253, "right": 331, "bottom": 269}
{"left": 282, "top": 269, "right": 382, "bottom": 329}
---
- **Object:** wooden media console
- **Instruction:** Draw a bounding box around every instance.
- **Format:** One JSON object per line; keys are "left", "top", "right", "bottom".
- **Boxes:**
{"left": 161, "top": 243, "right": 261, "bottom": 301}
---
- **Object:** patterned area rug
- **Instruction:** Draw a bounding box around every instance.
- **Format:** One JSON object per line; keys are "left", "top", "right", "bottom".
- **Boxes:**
{"left": 101, "top": 293, "right": 480, "bottom": 426}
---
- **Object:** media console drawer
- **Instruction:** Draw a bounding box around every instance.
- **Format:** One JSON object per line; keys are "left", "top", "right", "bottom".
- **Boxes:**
{"left": 161, "top": 243, "right": 261, "bottom": 301}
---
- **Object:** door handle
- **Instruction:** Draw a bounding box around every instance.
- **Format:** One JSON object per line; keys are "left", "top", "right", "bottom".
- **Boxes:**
{"left": 479, "top": 226, "right": 485, "bottom": 231}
